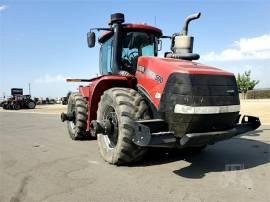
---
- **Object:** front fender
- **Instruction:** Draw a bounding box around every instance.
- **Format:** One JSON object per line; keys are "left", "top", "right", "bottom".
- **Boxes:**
{"left": 79, "top": 75, "right": 137, "bottom": 131}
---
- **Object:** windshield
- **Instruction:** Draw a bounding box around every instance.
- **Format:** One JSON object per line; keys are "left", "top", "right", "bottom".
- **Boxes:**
{"left": 121, "top": 32, "right": 157, "bottom": 73}
{"left": 99, "top": 31, "right": 158, "bottom": 75}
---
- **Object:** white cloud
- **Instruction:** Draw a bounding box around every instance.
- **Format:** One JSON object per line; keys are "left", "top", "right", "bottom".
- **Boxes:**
{"left": 202, "top": 33, "right": 270, "bottom": 61}
{"left": 34, "top": 74, "right": 67, "bottom": 83}
{"left": 0, "top": 5, "right": 8, "bottom": 12}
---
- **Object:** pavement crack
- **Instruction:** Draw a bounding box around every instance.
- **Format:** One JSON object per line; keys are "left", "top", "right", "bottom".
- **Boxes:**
{"left": 10, "top": 176, "right": 32, "bottom": 202}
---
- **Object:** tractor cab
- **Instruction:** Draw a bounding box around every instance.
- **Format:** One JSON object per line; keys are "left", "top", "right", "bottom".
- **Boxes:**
{"left": 87, "top": 13, "right": 162, "bottom": 75}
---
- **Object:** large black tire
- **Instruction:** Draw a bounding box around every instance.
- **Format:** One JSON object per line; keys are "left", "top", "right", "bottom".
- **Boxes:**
{"left": 97, "top": 88, "right": 150, "bottom": 165}
{"left": 27, "top": 101, "right": 36, "bottom": 109}
{"left": 3, "top": 103, "right": 10, "bottom": 110}
{"left": 13, "top": 104, "right": 21, "bottom": 110}
{"left": 67, "top": 93, "right": 88, "bottom": 140}
{"left": 2, "top": 103, "right": 7, "bottom": 109}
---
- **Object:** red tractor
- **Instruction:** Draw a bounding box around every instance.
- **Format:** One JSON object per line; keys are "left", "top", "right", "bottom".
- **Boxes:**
{"left": 61, "top": 13, "right": 260, "bottom": 165}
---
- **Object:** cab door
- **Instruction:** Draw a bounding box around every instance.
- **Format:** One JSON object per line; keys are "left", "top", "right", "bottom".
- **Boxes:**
{"left": 99, "top": 37, "right": 113, "bottom": 75}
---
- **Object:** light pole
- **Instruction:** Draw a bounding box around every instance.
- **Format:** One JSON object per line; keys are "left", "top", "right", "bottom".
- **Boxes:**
{"left": 28, "top": 83, "right": 31, "bottom": 95}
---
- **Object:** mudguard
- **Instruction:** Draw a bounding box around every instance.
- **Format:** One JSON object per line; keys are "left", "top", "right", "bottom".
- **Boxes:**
{"left": 78, "top": 75, "right": 137, "bottom": 131}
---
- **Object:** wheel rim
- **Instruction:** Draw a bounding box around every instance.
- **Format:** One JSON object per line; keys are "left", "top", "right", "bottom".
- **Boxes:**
{"left": 69, "top": 120, "right": 76, "bottom": 134}
{"left": 103, "top": 105, "right": 119, "bottom": 148}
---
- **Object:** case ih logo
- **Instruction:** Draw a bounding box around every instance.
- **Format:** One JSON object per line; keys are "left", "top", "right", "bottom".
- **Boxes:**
{"left": 137, "top": 65, "right": 145, "bottom": 73}
{"left": 11, "top": 88, "right": 23, "bottom": 96}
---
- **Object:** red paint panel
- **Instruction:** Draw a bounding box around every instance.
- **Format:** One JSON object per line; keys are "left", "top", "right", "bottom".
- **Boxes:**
{"left": 99, "top": 23, "right": 162, "bottom": 42}
{"left": 79, "top": 75, "right": 137, "bottom": 131}
{"left": 79, "top": 86, "right": 90, "bottom": 98}
{"left": 124, "top": 24, "right": 162, "bottom": 35}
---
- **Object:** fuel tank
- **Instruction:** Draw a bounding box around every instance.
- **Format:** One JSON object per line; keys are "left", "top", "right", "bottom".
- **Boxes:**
{"left": 136, "top": 56, "right": 240, "bottom": 137}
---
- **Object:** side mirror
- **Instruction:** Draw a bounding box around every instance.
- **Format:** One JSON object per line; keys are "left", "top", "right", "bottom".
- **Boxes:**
{"left": 87, "top": 32, "right": 96, "bottom": 48}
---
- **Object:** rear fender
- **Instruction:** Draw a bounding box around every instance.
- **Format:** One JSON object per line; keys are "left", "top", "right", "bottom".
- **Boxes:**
{"left": 79, "top": 75, "right": 137, "bottom": 131}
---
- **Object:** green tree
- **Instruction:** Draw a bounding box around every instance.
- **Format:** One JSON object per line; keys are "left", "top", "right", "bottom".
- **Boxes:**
{"left": 236, "top": 70, "right": 259, "bottom": 98}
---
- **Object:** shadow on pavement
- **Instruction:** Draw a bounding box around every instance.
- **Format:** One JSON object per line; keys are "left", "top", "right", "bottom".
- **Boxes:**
{"left": 132, "top": 129, "right": 270, "bottom": 179}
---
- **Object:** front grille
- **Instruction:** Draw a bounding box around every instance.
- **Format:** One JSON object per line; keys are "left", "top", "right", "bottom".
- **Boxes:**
{"left": 159, "top": 73, "right": 240, "bottom": 137}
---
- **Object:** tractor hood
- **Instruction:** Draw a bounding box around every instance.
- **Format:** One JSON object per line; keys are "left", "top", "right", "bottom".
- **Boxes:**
{"left": 137, "top": 56, "right": 233, "bottom": 77}
{"left": 136, "top": 56, "right": 237, "bottom": 108}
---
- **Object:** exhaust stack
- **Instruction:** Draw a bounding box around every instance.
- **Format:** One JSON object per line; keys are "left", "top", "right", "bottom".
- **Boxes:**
{"left": 181, "top": 12, "right": 201, "bottom": 36}
{"left": 167, "top": 12, "right": 201, "bottom": 60}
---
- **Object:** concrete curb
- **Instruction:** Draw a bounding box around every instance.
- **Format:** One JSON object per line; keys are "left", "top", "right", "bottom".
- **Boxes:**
{"left": 0, "top": 110, "right": 60, "bottom": 115}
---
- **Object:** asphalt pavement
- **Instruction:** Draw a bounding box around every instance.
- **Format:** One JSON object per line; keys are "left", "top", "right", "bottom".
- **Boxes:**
{"left": 0, "top": 111, "right": 269, "bottom": 202}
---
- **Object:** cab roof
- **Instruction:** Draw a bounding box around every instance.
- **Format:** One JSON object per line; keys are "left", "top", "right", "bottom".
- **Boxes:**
{"left": 98, "top": 23, "right": 163, "bottom": 43}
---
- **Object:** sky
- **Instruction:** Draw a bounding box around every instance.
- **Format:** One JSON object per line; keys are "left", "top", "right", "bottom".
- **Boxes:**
{"left": 0, "top": 0, "right": 270, "bottom": 97}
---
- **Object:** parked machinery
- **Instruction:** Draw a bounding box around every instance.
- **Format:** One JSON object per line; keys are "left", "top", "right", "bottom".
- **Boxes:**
{"left": 2, "top": 95, "right": 36, "bottom": 110}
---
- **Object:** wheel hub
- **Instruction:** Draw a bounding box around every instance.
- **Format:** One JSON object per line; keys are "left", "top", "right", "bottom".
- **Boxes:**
{"left": 60, "top": 112, "right": 75, "bottom": 122}
{"left": 102, "top": 106, "right": 119, "bottom": 148}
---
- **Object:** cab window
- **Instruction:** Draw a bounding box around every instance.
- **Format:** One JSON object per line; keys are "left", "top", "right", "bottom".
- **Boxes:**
{"left": 121, "top": 32, "right": 157, "bottom": 74}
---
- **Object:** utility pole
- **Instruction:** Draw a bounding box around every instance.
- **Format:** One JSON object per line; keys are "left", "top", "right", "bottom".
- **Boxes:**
{"left": 28, "top": 83, "right": 31, "bottom": 95}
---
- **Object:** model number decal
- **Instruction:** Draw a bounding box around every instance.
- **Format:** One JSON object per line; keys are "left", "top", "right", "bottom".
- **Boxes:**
{"left": 137, "top": 65, "right": 163, "bottom": 83}
{"left": 155, "top": 74, "right": 163, "bottom": 83}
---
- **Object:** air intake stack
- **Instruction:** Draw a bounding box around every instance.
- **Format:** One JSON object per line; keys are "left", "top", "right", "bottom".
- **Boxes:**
{"left": 109, "top": 13, "right": 125, "bottom": 26}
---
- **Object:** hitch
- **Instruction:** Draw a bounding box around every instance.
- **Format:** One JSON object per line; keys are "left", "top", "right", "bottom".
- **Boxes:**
{"left": 60, "top": 112, "right": 75, "bottom": 122}
{"left": 240, "top": 115, "right": 261, "bottom": 130}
